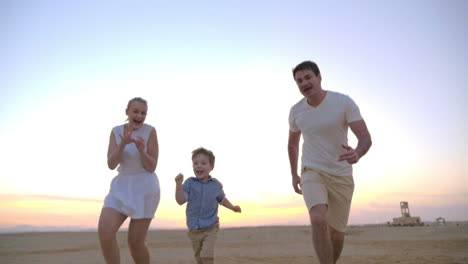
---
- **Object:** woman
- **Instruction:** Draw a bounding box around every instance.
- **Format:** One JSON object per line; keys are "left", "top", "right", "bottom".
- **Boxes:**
{"left": 98, "top": 97, "right": 160, "bottom": 264}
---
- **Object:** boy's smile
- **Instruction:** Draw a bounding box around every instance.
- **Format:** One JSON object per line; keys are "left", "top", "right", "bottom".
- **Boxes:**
{"left": 192, "top": 153, "right": 213, "bottom": 182}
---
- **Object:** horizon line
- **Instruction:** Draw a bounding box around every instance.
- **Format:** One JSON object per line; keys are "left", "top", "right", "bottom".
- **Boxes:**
{"left": 2, "top": 220, "right": 468, "bottom": 234}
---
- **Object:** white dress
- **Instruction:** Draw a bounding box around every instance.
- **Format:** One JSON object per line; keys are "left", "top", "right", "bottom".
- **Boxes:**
{"left": 103, "top": 123, "right": 160, "bottom": 219}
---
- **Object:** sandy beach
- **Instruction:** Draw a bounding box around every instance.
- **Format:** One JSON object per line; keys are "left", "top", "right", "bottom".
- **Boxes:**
{"left": 1, "top": 224, "right": 467, "bottom": 264}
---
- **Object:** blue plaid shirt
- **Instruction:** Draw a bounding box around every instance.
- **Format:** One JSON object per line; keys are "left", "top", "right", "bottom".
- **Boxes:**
{"left": 183, "top": 176, "right": 225, "bottom": 230}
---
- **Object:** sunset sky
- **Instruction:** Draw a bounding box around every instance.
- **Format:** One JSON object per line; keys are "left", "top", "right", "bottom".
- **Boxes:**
{"left": 1, "top": 0, "right": 467, "bottom": 231}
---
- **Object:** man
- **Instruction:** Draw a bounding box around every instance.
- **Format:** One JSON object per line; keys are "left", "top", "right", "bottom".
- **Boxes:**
{"left": 288, "top": 60, "right": 372, "bottom": 264}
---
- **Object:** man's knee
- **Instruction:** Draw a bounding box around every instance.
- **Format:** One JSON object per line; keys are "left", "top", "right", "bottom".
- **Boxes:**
{"left": 331, "top": 231, "right": 344, "bottom": 242}
{"left": 309, "top": 204, "right": 328, "bottom": 226}
{"left": 329, "top": 227, "right": 345, "bottom": 242}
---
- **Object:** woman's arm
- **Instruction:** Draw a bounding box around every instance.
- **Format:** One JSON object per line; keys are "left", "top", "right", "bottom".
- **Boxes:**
{"left": 135, "top": 128, "right": 158, "bottom": 172}
{"left": 107, "top": 131, "right": 125, "bottom": 170}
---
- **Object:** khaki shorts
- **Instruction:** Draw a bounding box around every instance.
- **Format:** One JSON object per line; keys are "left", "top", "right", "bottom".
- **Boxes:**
{"left": 301, "top": 168, "right": 354, "bottom": 232}
{"left": 187, "top": 223, "right": 219, "bottom": 259}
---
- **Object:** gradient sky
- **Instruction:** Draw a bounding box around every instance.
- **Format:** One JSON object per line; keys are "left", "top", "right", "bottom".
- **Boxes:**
{"left": 1, "top": 0, "right": 467, "bottom": 230}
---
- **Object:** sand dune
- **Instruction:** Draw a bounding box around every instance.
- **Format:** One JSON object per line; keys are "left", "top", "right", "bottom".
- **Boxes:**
{"left": 1, "top": 224, "right": 467, "bottom": 263}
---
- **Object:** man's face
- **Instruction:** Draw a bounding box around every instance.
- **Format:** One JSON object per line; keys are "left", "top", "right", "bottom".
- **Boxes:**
{"left": 294, "top": 69, "right": 322, "bottom": 98}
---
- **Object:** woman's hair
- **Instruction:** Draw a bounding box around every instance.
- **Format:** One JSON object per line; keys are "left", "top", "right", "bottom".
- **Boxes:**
{"left": 126, "top": 97, "right": 148, "bottom": 113}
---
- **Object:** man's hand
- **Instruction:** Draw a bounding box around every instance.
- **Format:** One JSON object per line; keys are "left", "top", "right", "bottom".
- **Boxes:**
{"left": 292, "top": 175, "right": 302, "bottom": 194}
{"left": 338, "top": 145, "right": 359, "bottom": 164}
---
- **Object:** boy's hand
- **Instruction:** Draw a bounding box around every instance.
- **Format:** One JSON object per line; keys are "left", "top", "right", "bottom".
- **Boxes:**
{"left": 175, "top": 173, "right": 184, "bottom": 185}
{"left": 232, "top": 205, "right": 242, "bottom": 213}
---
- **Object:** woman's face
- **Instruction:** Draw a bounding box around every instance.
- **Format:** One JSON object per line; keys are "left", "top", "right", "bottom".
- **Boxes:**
{"left": 126, "top": 101, "right": 147, "bottom": 130}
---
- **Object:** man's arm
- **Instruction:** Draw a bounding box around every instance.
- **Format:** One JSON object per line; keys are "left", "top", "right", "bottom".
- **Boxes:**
{"left": 351, "top": 120, "right": 372, "bottom": 159}
{"left": 288, "top": 130, "right": 302, "bottom": 194}
{"left": 339, "top": 120, "right": 372, "bottom": 164}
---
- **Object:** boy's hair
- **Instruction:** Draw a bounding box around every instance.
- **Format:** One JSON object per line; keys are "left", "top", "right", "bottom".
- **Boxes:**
{"left": 192, "top": 147, "right": 215, "bottom": 167}
{"left": 292, "top": 60, "right": 321, "bottom": 78}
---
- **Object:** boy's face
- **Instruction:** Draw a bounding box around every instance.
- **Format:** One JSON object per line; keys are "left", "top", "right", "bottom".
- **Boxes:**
{"left": 192, "top": 153, "right": 213, "bottom": 182}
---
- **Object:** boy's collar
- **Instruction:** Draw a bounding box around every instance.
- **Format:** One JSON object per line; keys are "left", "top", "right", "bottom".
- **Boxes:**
{"left": 194, "top": 175, "right": 212, "bottom": 182}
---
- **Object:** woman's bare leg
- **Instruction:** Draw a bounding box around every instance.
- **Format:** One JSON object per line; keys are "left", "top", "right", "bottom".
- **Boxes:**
{"left": 98, "top": 208, "right": 127, "bottom": 264}
{"left": 128, "top": 218, "right": 153, "bottom": 264}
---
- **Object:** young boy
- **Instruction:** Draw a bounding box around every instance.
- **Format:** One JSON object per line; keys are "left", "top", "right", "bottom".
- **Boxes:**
{"left": 175, "top": 147, "right": 241, "bottom": 264}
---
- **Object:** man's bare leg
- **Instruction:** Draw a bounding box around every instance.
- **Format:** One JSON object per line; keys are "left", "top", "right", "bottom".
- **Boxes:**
{"left": 194, "top": 256, "right": 203, "bottom": 264}
{"left": 329, "top": 225, "right": 345, "bottom": 263}
{"left": 309, "top": 204, "right": 333, "bottom": 264}
{"left": 201, "top": 257, "right": 214, "bottom": 264}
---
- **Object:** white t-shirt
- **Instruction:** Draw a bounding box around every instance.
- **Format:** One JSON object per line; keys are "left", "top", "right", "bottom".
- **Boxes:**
{"left": 289, "top": 91, "right": 362, "bottom": 176}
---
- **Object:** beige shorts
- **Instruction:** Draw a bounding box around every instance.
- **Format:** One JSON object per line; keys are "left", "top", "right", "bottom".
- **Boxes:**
{"left": 301, "top": 168, "right": 354, "bottom": 232}
{"left": 187, "top": 223, "right": 219, "bottom": 259}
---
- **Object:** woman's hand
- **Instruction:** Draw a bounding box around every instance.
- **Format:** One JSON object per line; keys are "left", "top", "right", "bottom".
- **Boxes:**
{"left": 119, "top": 124, "right": 135, "bottom": 146}
{"left": 133, "top": 136, "right": 145, "bottom": 152}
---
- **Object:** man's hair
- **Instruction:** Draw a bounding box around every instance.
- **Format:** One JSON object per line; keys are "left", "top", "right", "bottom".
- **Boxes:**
{"left": 292, "top": 60, "right": 321, "bottom": 78}
{"left": 192, "top": 147, "right": 215, "bottom": 167}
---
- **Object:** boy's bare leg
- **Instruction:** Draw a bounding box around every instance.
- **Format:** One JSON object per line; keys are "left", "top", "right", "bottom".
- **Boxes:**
{"left": 329, "top": 225, "right": 345, "bottom": 263}
{"left": 98, "top": 208, "right": 127, "bottom": 264}
{"left": 309, "top": 204, "right": 334, "bottom": 264}
{"left": 201, "top": 257, "right": 214, "bottom": 264}
{"left": 128, "top": 218, "right": 153, "bottom": 264}
{"left": 188, "top": 235, "right": 203, "bottom": 264}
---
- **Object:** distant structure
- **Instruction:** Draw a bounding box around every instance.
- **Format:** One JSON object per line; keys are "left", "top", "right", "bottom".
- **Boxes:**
{"left": 436, "top": 217, "right": 446, "bottom": 225}
{"left": 392, "top": 201, "right": 424, "bottom": 226}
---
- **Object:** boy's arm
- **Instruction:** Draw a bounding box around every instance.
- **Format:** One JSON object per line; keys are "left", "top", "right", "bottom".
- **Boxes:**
{"left": 175, "top": 173, "right": 186, "bottom": 205}
{"left": 221, "top": 198, "right": 241, "bottom": 213}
